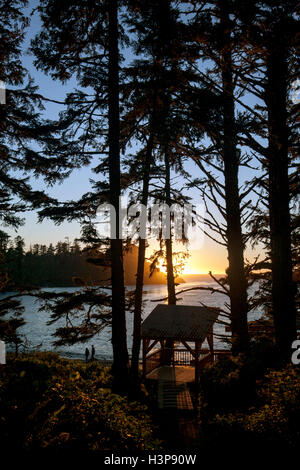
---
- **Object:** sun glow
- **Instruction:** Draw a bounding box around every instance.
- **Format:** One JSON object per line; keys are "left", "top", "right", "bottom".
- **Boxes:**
{"left": 181, "top": 266, "right": 207, "bottom": 275}
{"left": 149, "top": 246, "right": 227, "bottom": 277}
{"left": 156, "top": 260, "right": 167, "bottom": 274}
{"left": 156, "top": 258, "right": 208, "bottom": 276}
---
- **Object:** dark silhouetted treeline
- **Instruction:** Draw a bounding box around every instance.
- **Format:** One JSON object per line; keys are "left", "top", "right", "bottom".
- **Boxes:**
{"left": 0, "top": 232, "right": 166, "bottom": 288}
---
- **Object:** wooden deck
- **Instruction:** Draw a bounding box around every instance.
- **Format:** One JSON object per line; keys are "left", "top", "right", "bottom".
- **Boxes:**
{"left": 146, "top": 364, "right": 195, "bottom": 383}
{"left": 147, "top": 366, "right": 194, "bottom": 410}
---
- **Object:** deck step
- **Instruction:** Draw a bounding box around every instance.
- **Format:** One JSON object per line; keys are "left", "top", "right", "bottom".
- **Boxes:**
{"left": 158, "top": 381, "right": 193, "bottom": 410}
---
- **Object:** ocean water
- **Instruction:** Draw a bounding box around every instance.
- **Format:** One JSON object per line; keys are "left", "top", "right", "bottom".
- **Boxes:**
{"left": 2, "top": 277, "right": 262, "bottom": 360}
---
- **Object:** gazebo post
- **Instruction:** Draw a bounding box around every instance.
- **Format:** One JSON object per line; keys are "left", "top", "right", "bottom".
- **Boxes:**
{"left": 142, "top": 338, "right": 147, "bottom": 378}
{"left": 207, "top": 326, "right": 214, "bottom": 363}
{"left": 159, "top": 340, "right": 164, "bottom": 366}
{"left": 172, "top": 339, "right": 175, "bottom": 369}
{"left": 195, "top": 341, "right": 200, "bottom": 394}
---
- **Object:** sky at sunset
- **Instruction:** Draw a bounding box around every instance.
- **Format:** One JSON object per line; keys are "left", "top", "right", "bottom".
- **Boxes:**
{"left": 4, "top": 1, "right": 263, "bottom": 276}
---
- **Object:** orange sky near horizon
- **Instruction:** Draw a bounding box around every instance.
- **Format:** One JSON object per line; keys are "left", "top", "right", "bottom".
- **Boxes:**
{"left": 182, "top": 248, "right": 227, "bottom": 275}
{"left": 10, "top": 212, "right": 261, "bottom": 277}
{"left": 174, "top": 246, "right": 262, "bottom": 275}
{"left": 154, "top": 247, "right": 228, "bottom": 275}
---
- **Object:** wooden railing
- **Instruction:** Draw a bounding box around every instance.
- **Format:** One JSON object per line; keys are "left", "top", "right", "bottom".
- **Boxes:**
{"left": 173, "top": 349, "right": 193, "bottom": 365}
{"left": 173, "top": 348, "right": 230, "bottom": 366}
{"left": 144, "top": 347, "right": 231, "bottom": 376}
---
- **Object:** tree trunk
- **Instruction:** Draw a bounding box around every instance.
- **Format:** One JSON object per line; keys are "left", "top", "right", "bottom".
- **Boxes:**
{"left": 131, "top": 135, "right": 153, "bottom": 377}
{"left": 265, "top": 32, "right": 296, "bottom": 358}
{"left": 164, "top": 145, "right": 176, "bottom": 306}
{"left": 108, "top": 0, "right": 129, "bottom": 393}
{"left": 164, "top": 145, "right": 176, "bottom": 364}
{"left": 220, "top": 1, "right": 249, "bottom": 354}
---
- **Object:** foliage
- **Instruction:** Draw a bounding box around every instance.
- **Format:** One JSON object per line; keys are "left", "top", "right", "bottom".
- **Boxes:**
{"left": 0, "top": 352, "right": 160, "bottom": 452}
{"left": 0, "top": 0, "right": 66, "bottom": 357}
{"left": 0, "top": 0, "right": 64, "bottom": 228}
{"left": 0, "top": 240, "right": 25, "bottom": 350}
{"left": 200, "top": 339, "right": 281, "bottom": 417}
{"left": 205, "top": 366, "right": 300, "bottom": 448}
{"left": 199, "top": 342, "right": 300, "bottom": 448}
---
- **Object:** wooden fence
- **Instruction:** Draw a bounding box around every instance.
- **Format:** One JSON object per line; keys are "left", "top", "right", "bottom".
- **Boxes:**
{"left": 144, "top": 347, "right": 230, "bottom": 376}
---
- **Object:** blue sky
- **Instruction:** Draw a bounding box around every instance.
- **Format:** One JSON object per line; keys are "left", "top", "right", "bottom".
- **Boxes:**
{"left": 6, "top": 2, "right": 92, "bottom": 245}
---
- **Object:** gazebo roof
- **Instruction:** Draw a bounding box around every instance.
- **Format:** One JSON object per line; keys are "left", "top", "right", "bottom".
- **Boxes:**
{"left": 141, "top": 304, "right": 219, "bottom": 342}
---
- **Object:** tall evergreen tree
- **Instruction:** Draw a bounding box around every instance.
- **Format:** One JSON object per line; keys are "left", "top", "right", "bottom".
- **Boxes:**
{"left": 235, "top": 0, "right": 299, "bottom": 357}
{"left": 0, "top": 0, "right": 66, "bottom": 227}
{"left": 124, "top": 0, "right": 196, "bottom": 373}
{"left": 107, "top": 0, "right": 129, "bottom": 390}
{"left": 218, "top": 0, "right": 249, "bottom": 353}
{"left": 0, "top": 0, "right": 62, "bottom": 349}
{"left": 186, "top": 0, "right": 250, "bottom": 353}
{"left": 32, "top": 0, "right": 129, "bottom": 392}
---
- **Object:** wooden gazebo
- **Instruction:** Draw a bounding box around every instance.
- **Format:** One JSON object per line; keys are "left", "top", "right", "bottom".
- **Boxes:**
{"left": 141, "top": 304, "right": 220, "bottom": 387}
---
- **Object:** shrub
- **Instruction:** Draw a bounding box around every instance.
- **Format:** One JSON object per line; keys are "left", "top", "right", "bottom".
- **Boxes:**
{"left": 0, "top": 352, "right": 160, "bottom": 452}
{"left": 25, "top": 381, "right": 159, "bottom": 451}
{"left": 200, "top": 361, "right": 300, "bottom": 449}
{"left": 200, "top": 339, "right": 281, "bottom": 418}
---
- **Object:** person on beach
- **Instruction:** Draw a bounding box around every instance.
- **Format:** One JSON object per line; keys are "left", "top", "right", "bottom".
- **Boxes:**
{"left": 85, "top": 347, "right": 89, "bottom": 363}
{"left": 91, "top": 345, "right": 95, "bottom": 361}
